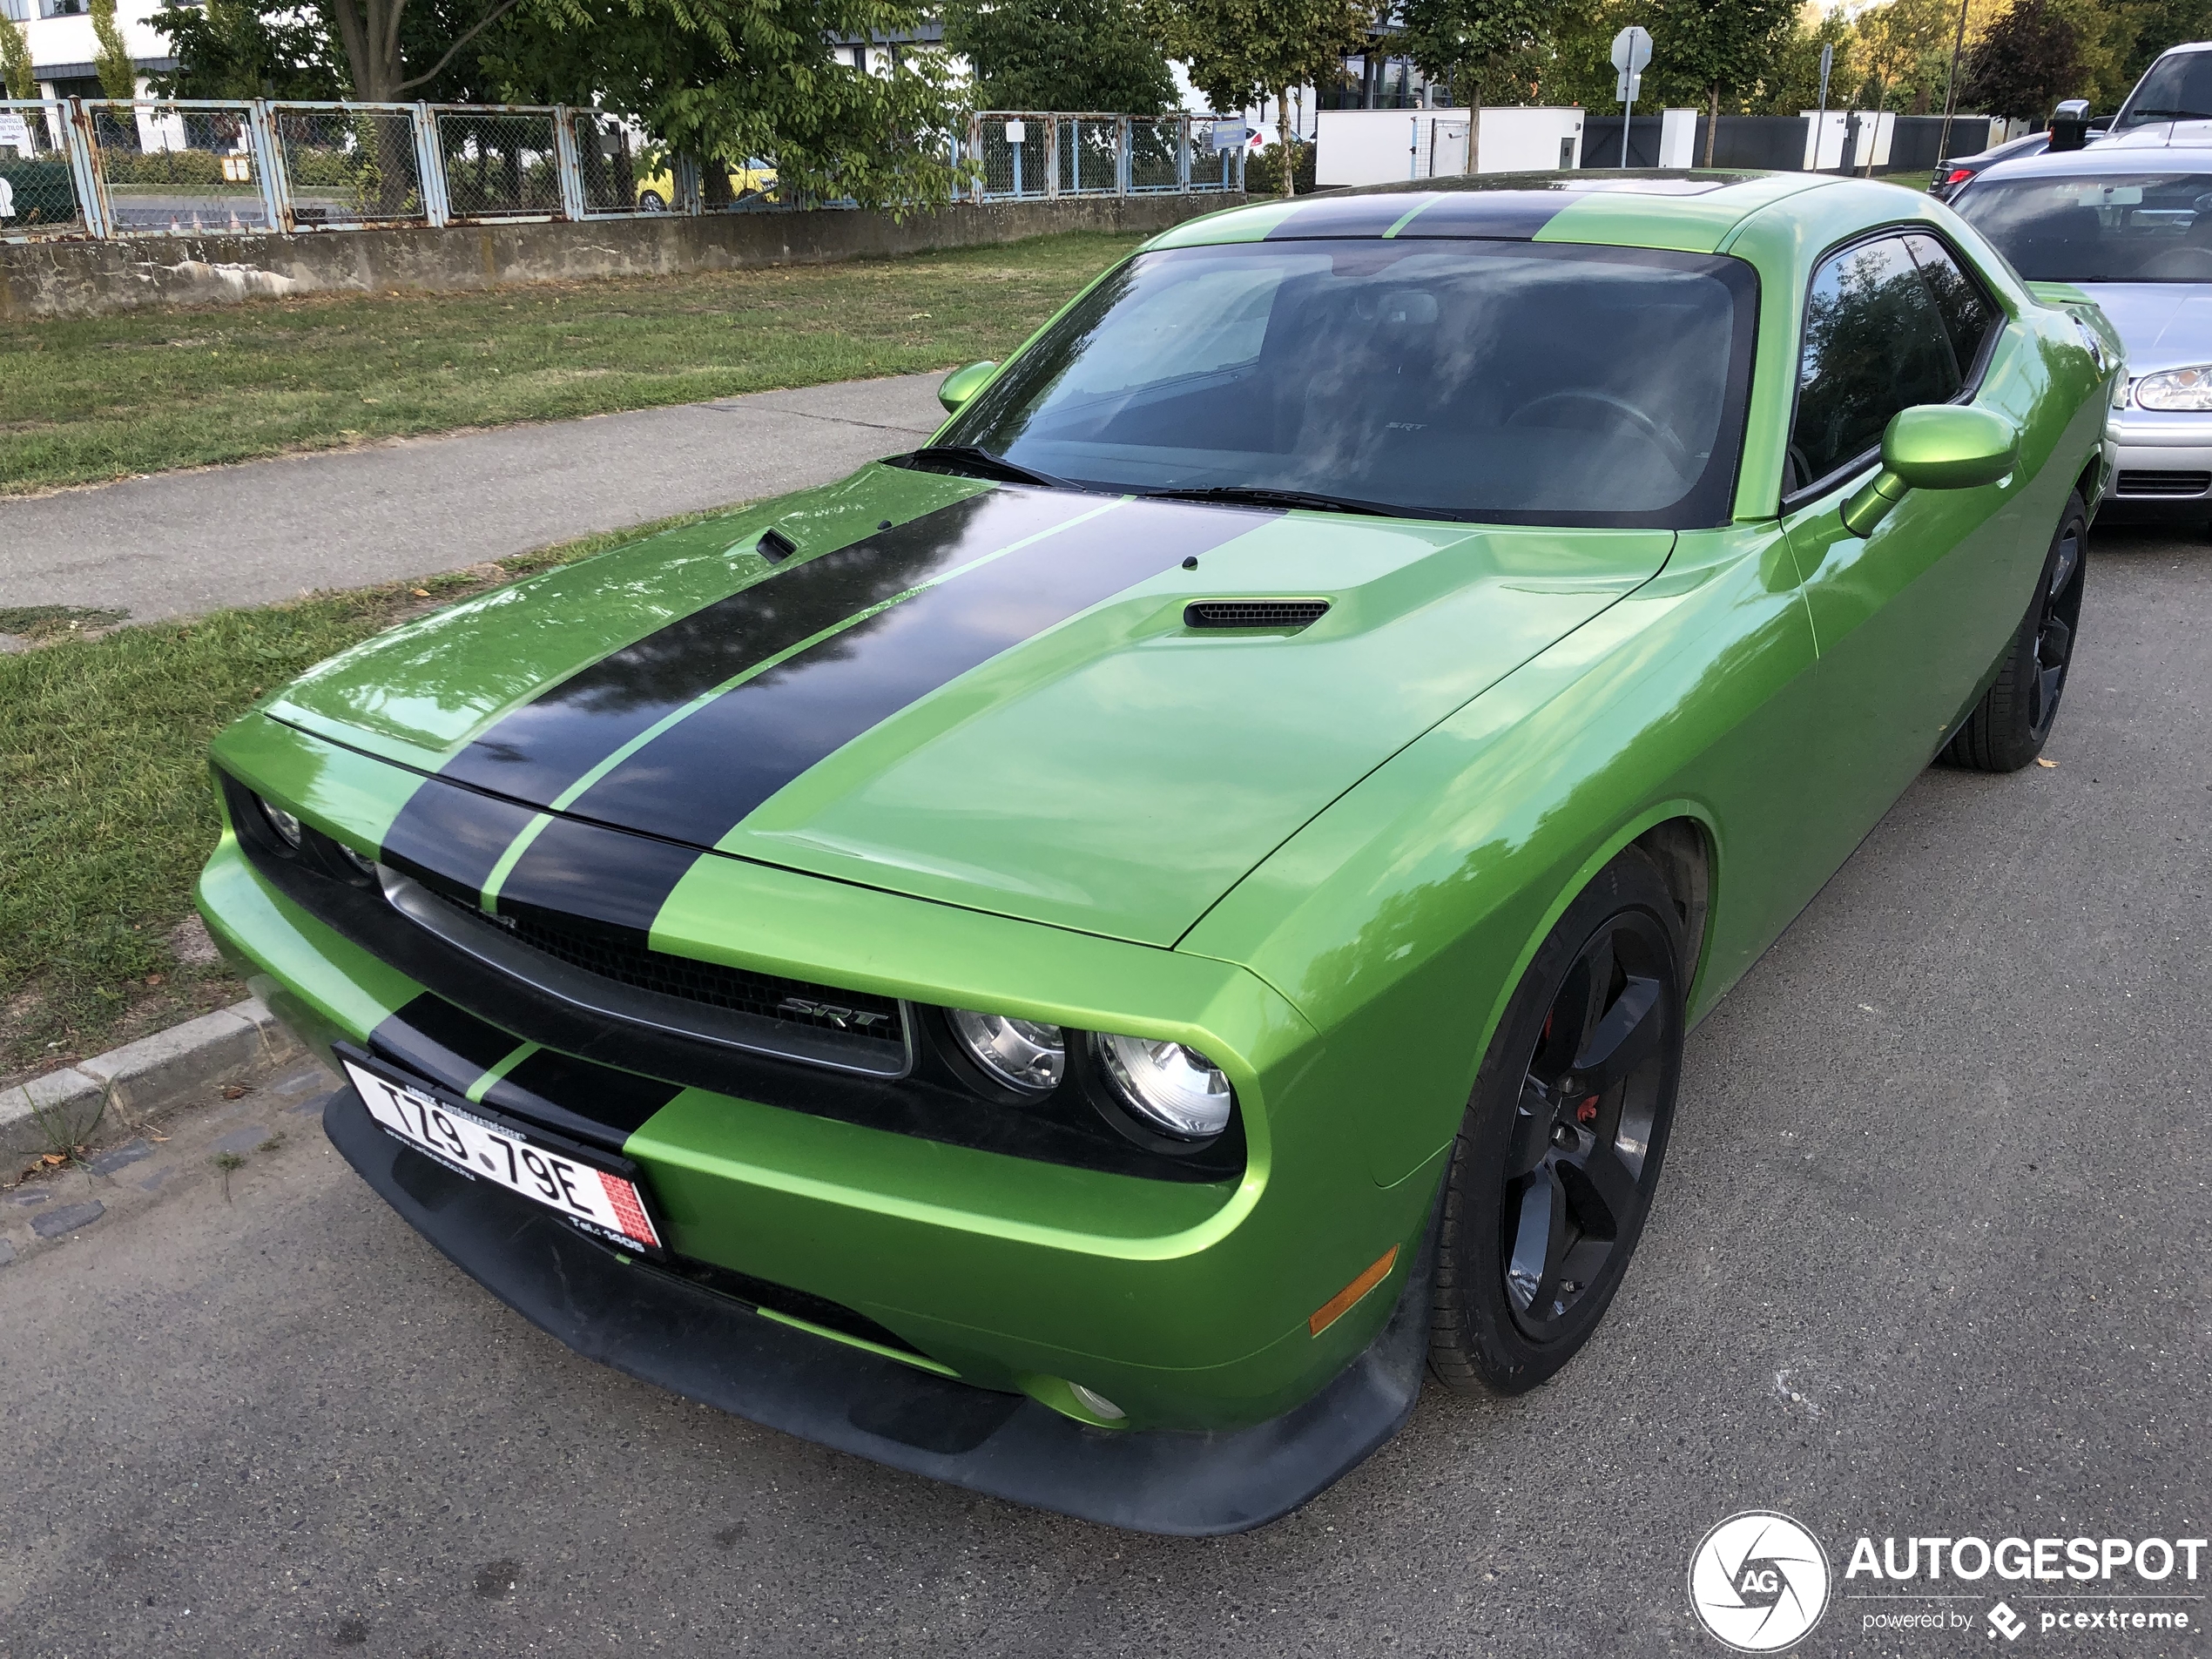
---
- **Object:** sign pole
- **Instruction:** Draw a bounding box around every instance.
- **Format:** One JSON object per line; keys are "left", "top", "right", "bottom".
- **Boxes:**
{"left": 1610, "top": 26, "right": 1652, "bottom": 169}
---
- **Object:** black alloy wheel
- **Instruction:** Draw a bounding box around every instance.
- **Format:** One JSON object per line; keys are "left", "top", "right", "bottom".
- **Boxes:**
{"left": 1429, "top": 849, "right": 1686, "bottom": 1396}
{"left": 1942, "top": 493, "right": 2088, "bottom": 772}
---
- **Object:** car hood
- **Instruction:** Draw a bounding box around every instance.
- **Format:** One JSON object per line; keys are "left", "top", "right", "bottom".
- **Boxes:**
{"left": 2070, "top": 282, "right": 2212, "bottom": 376}
{"left": 273, "top": 467, "right": 1672, "bottom": 947}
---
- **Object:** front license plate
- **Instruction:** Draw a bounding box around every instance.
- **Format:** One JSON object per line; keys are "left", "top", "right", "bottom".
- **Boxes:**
{"left": 341, "top": 1054, "right": 663, "bottom": 1253}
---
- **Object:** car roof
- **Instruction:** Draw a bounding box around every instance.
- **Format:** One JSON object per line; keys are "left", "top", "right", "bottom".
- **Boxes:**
{"left": 1976, "top": 136, "right": 2212, "bottom": 184}
{"left": 1146, "top": 169, "right": 1870, "bottom": 257}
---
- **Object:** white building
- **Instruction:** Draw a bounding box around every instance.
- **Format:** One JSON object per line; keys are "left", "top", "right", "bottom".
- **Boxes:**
{"left": 2, "top": 0, "right": 174, "bottom": 101}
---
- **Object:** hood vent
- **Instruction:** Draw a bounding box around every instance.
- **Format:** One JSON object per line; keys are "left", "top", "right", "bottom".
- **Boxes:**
{"left": 1184, "top": 599, "right": 1330, "bottom": 632}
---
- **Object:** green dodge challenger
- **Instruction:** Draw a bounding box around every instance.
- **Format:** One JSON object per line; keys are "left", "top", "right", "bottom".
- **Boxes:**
{"left": 197, "top": 172, "right": 2119, "bottom": 1534}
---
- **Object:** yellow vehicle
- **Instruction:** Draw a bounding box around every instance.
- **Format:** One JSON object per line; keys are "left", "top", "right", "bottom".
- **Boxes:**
{"left": 637, "top": 158, "right": 777, "bottom": 210}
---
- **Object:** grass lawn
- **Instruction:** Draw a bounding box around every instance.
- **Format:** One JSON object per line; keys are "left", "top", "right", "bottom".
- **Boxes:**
{"left": 0, "top": 516, "right": 713, "bottom": 1090}
{"left": 0, "top": 230, "right": 1144, "bottom": 496}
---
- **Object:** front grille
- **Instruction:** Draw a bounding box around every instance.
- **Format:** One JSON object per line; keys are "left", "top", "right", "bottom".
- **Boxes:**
{"left": 2115, "top": 469, "right": 2212, "bottom": 497}
{"left": 496, "top": 907, "right": 906, "bottom": 1046}
{"left": 1184, "top": 599, "right": 1330, "bottom": 631}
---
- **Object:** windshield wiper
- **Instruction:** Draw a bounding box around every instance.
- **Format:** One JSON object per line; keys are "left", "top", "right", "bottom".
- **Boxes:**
{"left": 899, "top": 445, "right": 1069, "bottom": 489}
{"left": 1139, "top": 484, "right": 1403, "bottom": 517}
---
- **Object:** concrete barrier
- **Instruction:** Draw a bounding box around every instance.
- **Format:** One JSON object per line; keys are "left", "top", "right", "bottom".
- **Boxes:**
{"left": 0, "top": 192, "right": 1246, "bottom": 321}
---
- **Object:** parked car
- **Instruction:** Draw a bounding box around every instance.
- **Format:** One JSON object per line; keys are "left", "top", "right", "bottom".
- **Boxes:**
{"left": 2110, "top": 39, "right": 2212, "bottom": 133}
{"left": 1956, "top": 132, "right": 2212, "bottom": 521}
{"left": 637, "top": 158, "right": 776, "bottom": 211}
{"left": 197, "top": 169, "right": 2116, "bottom": 1534}
{"left": 1931, "top": 130, "right": 2052, "bottom": 201}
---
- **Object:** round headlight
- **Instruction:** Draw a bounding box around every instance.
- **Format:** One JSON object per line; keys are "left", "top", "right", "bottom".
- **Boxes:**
{"left": 948, "top": 1008, "right": 1065, "bottom": 1095}
{"left": 1092, "top": 1034, "right": 1233, "bottom": 1140}
{"left": 2134, "top": 366, "right": 2212, "bottom": 410}
{"left": 258, "top": 796, "right": 303, "bottom": 848}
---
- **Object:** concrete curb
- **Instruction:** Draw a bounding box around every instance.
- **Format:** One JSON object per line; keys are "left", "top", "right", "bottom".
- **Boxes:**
{"left": 2, "top": 999, "right": 303, "bottom": 1169}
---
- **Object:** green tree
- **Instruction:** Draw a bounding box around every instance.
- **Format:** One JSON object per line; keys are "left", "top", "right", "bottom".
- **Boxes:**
{"left": 91, "top": 0, "right": 139, "bottom": 98}
{"left": 1647, "top": 0, "right": 1793, "bottom": 160}
{"left": 1, "top": 10, "right": 35, "bottom": 99}
{"left": 1399, "top": 0, "right": 1558, "bottom": 171}
{"left": 945, "top": 0, "right": 1177, "bottom": 113}
{"left": 153, "top": 0, "right": 347, "bottom": 98}
{"left": 1747, "top": 8, "right": 1858, "bottom": 117}
{"left": 1959, "top": 0, "right": 2083, "bottom": 118}
{"left": 1161, "top": 0, "right": 1379, "bottom": 197}
{"left": 492, "top": 0, "right": 969, "bottom": 212}
{"left": 1855, "top": 0, "right": 1962, "bottom": 112}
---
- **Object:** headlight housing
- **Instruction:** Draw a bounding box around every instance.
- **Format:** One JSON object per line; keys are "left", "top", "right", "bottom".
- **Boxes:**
{"left": 946, "top": 1008, "right": 1065, "bottom": 1096}
{"left": 2134, "top": 367, "right": 2212, "bottom": 410}
{"left": 257, "top": 795, "right": 304, "bottom": 848}
{"left": 1091, "top": 1033, "right": 1234, "bottom": 1141}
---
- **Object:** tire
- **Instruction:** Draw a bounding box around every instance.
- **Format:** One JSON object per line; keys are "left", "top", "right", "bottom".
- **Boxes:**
{"left": 1428, "top": 849, "right": 1686, "bottom": 1397}
{"left": 638, "top": 190, "right": 667, "bottom": 212}
{"left": 1940, "top": 493, "right": 2087, "bottom": 772}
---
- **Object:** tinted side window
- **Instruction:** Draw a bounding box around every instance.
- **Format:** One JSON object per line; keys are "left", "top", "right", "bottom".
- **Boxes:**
{"left": 1788, "top": 236, "right": 1960, "bottom": 493}
{"left": 1903, "top": 233, "right": 2000, "bottom": 377}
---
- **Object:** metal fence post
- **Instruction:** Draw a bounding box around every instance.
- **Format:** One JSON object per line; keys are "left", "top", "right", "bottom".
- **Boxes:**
{"left": 1116, "top": 115, "right": 1130, "bottom": 194}
{"left": 1178, "top": 113, "right": 1190, "bottom": 191}
{"left": 672, "top": 153, "right": 701, "bottom": 214}
{"left": 413, "top": 102, "right": 450, "bottom": 226}
{"left": 551, "top": 105, "right": 588, "bottom": 219}
{"left": 1046, "top": 117, "right": 1059, "bottom": 199}
{"left": 247, "top": 98, "right": 289, "bottom": 232}
{"left": 61, "top": 98, "right": 112, "bottom": 238}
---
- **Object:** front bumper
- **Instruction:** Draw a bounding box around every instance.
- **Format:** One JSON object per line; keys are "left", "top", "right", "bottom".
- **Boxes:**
{"left": 325, "top": 1081, "right": 1435, "bottom": 1534}
{"left": 2100, "top": 418, "right": 2212, "bottom": 521}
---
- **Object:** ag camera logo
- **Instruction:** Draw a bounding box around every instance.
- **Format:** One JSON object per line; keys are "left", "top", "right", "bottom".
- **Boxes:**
{"left": 1689, "top": 1511, "right": 1832, "bottom": 1652}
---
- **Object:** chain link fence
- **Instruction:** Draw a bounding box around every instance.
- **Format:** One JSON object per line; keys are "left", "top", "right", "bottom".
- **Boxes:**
{"left": 1, "top": 99, "right": 1244, "bottom": 240}
{"left": 0, "top": 102, "right": 85, "bottom": 234}
{"left": 435, "top": 108, "right": 563, "bottom": 219}
{"left": 963, "top": 112, "right": 1244, "bottom": 203}
{"left": 85, "top": 100, "right": 274, "bottom": 234}
{"left": 271, "top": 105, "right": 428, "bottom": 229}
{"left": 569, "top": 109, "right": 646, "bottom": 215}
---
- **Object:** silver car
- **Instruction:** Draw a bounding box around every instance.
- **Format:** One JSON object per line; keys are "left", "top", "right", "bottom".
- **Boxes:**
{"left": 1954, "top": 128, "right": 2212, "bottom": 524}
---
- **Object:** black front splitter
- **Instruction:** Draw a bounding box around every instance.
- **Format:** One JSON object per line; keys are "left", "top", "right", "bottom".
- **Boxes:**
{"left": 324, "top": 1083, "right": 1434, "bottom": 1536}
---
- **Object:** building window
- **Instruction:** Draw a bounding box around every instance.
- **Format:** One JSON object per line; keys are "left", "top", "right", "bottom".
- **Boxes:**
{"left": 40, "top": 0, "right": 91, "bottom": 17}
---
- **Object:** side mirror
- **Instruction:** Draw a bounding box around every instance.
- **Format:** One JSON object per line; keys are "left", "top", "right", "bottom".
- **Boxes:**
{"left": 937, "top": 361, "right": 998, "bottom": 415}
{"left": 1840, "top": 405, "right": 2019, "bottom": 535}
{"left": 2049, "top": 98, "right": 2092, "bottom": 152}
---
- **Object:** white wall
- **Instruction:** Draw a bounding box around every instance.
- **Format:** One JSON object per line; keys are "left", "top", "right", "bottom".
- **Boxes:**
{"left": 1802, "top": 110, "right": 1895, "bottom": 170}
{"left": 1317, "top": 107, "right": 1586, "bottom": 186}
{"left": 1658, "top": 108, "right": 1697, "bottom": 167}
{"left": 21, "top": 0, "right": 172, "bottom": 83}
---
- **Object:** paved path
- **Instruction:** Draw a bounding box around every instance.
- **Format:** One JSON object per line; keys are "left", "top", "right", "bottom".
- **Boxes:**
{"left": 0, "top": 373, "right": 948, "bottom": 624}
{"left": 2, "top": 530, "right": 2203, "bottom": 1656}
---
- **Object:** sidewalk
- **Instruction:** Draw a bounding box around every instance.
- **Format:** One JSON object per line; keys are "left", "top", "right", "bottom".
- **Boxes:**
{"left": 0, "top": 372, "right": 948, "bottom": 624}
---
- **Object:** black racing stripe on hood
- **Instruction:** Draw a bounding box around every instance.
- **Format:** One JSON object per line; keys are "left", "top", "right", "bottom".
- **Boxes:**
{"left": 417, "top": 488, "right": 1096, "bottom": 815}
{"left": 492, "top": 815, "right": 704, "bottom": 941}
{"left": 380, "top": 784, "right": 544, "bottom": 905}
{"left": 496, "top": 497, "right": 1271, "bottom": 921}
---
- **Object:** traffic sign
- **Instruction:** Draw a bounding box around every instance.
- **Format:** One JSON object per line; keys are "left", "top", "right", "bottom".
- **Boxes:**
{"left": 1611, "top": 25, "right": 1653, "bottom": 75}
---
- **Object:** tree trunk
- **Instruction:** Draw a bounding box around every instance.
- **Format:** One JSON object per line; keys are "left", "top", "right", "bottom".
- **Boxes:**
{"left": 1275, "top": 84, "right": 1294, "bottom": 197}
{"left": 1464, "top": 87, "right": 1480, "bottom": 176}
{"left": 1704, "top": 85, "right": 1718, "bottom": 166}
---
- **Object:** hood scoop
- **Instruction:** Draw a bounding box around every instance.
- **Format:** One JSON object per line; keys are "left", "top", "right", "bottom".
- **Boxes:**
{"left": 1184, "top": 598, "right": 1331, "bottom": 632}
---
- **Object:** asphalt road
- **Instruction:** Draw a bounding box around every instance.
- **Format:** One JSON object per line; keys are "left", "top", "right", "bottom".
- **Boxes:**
{"left": 1, "top": 527, "right": 2205, "bottom": 1659}
{"left": 0, "top": 373, "right": 947, "bottom": 624}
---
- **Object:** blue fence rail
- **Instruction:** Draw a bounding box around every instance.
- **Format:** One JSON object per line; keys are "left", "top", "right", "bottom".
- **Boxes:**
{"left": 0, "top": 98, "right": 1244, "bottom": 242}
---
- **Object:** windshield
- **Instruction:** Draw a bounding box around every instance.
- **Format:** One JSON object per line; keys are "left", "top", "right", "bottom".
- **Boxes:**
{"left": 934, "top": 239, "right": 1757, "bottom": 528}
{"left": 1956, "top": 172, "right": 2212, "bottom": 281}
{"left": 2117, "top": 51, "right": 2212, "bottom": 126}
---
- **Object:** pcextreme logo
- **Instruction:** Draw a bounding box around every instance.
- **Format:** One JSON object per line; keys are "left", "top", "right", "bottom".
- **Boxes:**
{"left": 1688, "top": 1511, "right": 1833, "bottom": 1652}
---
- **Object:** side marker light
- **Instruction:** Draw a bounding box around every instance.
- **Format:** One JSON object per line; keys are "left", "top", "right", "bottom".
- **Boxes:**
{"left": 1309, "top": 1244, "right": 1400, "bottom": 1337}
